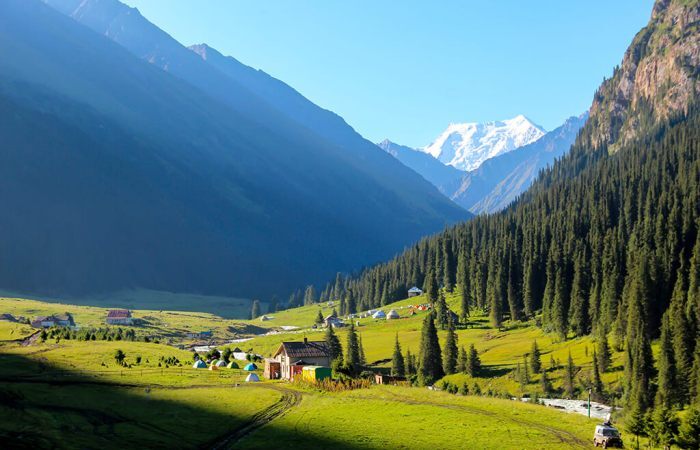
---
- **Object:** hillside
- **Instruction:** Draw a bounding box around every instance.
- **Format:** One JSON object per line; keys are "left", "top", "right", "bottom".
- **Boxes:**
{"left": 0, "top": 0, "right": 468, "bottom": 305}
{"left": 316, "top": 0, "right": 700, "bottom": 419}
{"left": 0, "top": 295, "right": 603, "bottom": 448}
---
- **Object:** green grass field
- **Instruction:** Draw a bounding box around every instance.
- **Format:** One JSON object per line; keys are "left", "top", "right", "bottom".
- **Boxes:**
{"left": 0, "top": 294, "right": 639, "bottom": 449}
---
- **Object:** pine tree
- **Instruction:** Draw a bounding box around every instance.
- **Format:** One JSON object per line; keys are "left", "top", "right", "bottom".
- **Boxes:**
{"left": 436, "top": 290, "right": 449, "bottom": 330}
{"left": 391, "top": 334, "right": 405, "bottom": 377}
{"left": 678, "top": 406, "right": 700, "bottom": 450}
{"left": 443, "top": 236, "right": 456, "bottom": 292}
{"left": 457, "top": 245, "right": 470, "bottom": 323}
{"left": 442, "top": 320, "right": 458, "bottom": 375}
{"left": 564, "top": 352, "right": 576, "bottom": 398}
{"left": 530, "top": 340, "right": 542, "bottom": 374}
{"left": 250, "top": 299, "right": 261, "bottom": 320}
{"left": 521, "top": 355, "right": 530, "bottom": 385}
{"left": 358, "top": 334, "right": 366, "bottom": 366}
{"left": 457, "top": 346, "right": 467, "bottom": 373}
{"left": 597, "top": 336, "right": 612, "bottom": 373}
{"left": 303, "top": 285, "right": 317, "bottom": 305}
{"left": 656, "top": 311, "right": 678, "bottom": 408}
{"left": 315, "top": 309, "right": 324, "bottom": 325}
{"left": 669, "top": 266, "right": 694, "bottom": 404}
{"left": 466, "top": 344, "right": 481, "bottom": 377}
{"left": 345, "top": 322, "right": 361, "bottom": 376}
{"left": 418, "top": 313, "right": 443, "bottom": 385}
{"left": 592, "top": 350, "right": 604, "bottom": 400}
{"left": 325, "top": 325, "right": 343, "bottom": 366}
{"left": 405, "top": 348, "right": 416, "bottom": 376}
{"left": 569, "top": 248, "right": 590, "bottom": 336}
{"left": 425, "top": 268, "right": 439, "bottom": 303}
{"left": 540, "top": 368, "right": 552, "bottom": 395}
{"left": 651, "top": 406, "right": 679, "bottom": 450}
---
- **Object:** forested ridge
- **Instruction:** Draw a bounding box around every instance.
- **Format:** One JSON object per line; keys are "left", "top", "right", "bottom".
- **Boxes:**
{"left": 286, "top": 0, "right": 700, "bottom": 419}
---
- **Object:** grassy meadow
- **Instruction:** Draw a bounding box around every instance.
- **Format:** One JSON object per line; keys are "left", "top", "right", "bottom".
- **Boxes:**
{"left": 0, "top": 292, "right": 637, "bottom": 449}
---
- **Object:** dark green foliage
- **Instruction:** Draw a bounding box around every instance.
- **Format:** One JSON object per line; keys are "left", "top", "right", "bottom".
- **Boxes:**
{"left": 457, "top": 243, "right": 470, "bottom": 323}
{"left": 656, "top": 312, "right": 678, "bottom": 408}
{"left": 442, "top": 321, "right": 458, "bottom": 375}
{"left": 418, "top": 313, "right": 443, "bottom": 385}
{"left": 592, "top": 350, "right": 604, "bottom": 400}
{"left": 530, "top": 340, "right": 541, "bottom": 374}
{"left": 540, "top": 369, "right": 552, "bottom": 395}
{"left": 325, "top": 326, "right": 343, "bottom": 365}
{"left": 114, "top": 349, "right": 125, "bottom": 365}
{"left": 564, "top": 352, "right": 576, "bottom": 398}
{"left": 597, "top": 336, "right": 612, "bottom": 373}
{"left": 405, "top": 349, "right": 416, "bottom": 376}
{"left": 315, "top": 309, "right": 324, "bottom": 325}
{"left": 443, "top": 236, "right": 456, "bottom": 292}
{"left": 435, "top": 290, "right": 449, "bottom": 330}
{"left": 303, "top": 286, "right": 317, "bottom": 306}
{"left": 391, "top": 334, "right": 405, "bottom": 377}
{"left": 457, "top": 346, "right": 467, "bottom": 373}
{"left": 358, "top": 334, "right": 367, "bottom": 366}
{"left": 221, "top": 347, "right": 232, "bottom": 363}
{"left": 678, "top": 406, "right": 700, "bottom": 450}
{"left": 424, "top": 268, "right": 439, "bottom": 303}
{"left": 465, "top": 344, "right": 481, "bottom": 377}
{"left": 651, "top": 406, "right": 679, "bottom": 449}
{"left": 344, "top": 323, "right": 361, "bottom": 376}
{"left": 250, "top": 299, "right": 261, "bottom": 320}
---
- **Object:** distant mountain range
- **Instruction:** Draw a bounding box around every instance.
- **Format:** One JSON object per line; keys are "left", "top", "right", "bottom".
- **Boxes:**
{"left": 0, "top": 0, "right": 469, "bottom": 302}
{"left": 380, "top": 114, "right": 586, "bottom": 214}
{"left": 422, "top": 115, "right": 546, "bottom": 171}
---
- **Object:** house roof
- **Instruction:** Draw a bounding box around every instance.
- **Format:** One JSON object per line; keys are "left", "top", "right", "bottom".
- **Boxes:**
{"left": 274, "top": 341, "right": 330, "bottom": 359}
{"left": 107, "top": 309, "right": 131, "bottom": 318}
{"left": 408, "top": 287, "right": 422, "bottom": 292}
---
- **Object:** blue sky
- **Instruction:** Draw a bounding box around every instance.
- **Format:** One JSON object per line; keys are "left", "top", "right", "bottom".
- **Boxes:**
{"left": 123, "top": 0, "right": 653, "bottom": 147}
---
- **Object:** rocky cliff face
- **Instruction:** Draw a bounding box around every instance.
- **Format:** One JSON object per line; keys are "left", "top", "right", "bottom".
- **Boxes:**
{"left": 586, "top": 0, "right": 699, "bottom": 151}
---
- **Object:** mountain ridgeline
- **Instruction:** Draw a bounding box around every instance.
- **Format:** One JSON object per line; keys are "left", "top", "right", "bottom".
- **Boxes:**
{"left": 316, "top": 0, "right": 700, "bottom": 408}
{"left": 0, "top": 0, "right": 469, "bottom": 302}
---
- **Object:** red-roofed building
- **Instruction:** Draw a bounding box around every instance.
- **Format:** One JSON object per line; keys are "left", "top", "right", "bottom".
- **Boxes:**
{"left": 106, "top": 309, "right": 133, "bottom": 326}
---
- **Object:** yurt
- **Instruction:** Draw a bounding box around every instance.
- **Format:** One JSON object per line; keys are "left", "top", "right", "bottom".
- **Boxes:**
{"left": 372, "top": 310, "right": 386, "bottom": 319}
{"left": 215, "top": 360, "right": 228, "bottom": 367}
{"left": 227, "top": 361, "right": 239, "bottom": 369}
{"left": 386, "top": 309, "right": 400, "bottom": 320}
{"left": 243, "top": 362, "right": 258, "bottom": 371}
{"left": 192, "top": 360, "right": 207, "bottom": 369}
{"left": 245, "top": 373, "right": 260, "bottom": 382}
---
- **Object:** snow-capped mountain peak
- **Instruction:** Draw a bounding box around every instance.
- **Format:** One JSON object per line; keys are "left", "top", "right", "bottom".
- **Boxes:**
{"left": 422, "top": 115, "right": 546, "bottom": 171}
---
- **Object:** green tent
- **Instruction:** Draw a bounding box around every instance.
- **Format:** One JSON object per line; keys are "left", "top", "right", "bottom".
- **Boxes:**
{"left": 227, "top": 361, "right": 239, "bottom": 369}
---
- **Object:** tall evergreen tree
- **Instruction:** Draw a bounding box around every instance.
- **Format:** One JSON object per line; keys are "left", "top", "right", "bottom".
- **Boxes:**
{"left": 530, "top": 340, "right": 542, "bottom": 374}
{"left": 457, "top": 244, "right": 471, "bottom": 323}
{"left": 303, "top": 285, "right": 317, "bottom": 305}
{"left": 656, "top": 311, "right": 678, "bottom": 408}
{"left": 540, "top": 368, "right": 552, "bottom": 395}
{"left": 325, "top": 325, "right": 343, "bottom": 365}
{"left": 418, "top": 313, "right": 443, "bottom": 385}
{"left": 405, "top": 348, "right": 416, "bottom": 376}
{"left": 345, "top": 322, "right": 361, "bottom": 376}
{"left": 592, "top": 350, "right": 604, "bottom": 400}
{"left": 564, "top": 352, "right": 576, "bottom": 398}
{"left": 443, "top": 236, "right": 456, "bottom": 292}
{"left": 425, "top": 268, "right": 439, "bottom": 303}
{"left": 569, "top": 248, "right": 591, "bottom": 336}
{"left": 435, "top": 290, "right": 449, "bottom": 330}
{"left": 597, "top": 336, "right": 612, "bottom": 373}
{"left": 391, "top": 334, "right": 405, "bottom": 377}
{"left": 465, "top": 344, "right": 481, "bottom": 377}
{"left": 457, "top": 346, "right": 467, "bottom": 373}
{"left": 442, "top": 320, "right": 458, "bottom": 375}
{"left": 250, "top": 299, "right": 261, "bottom": 319}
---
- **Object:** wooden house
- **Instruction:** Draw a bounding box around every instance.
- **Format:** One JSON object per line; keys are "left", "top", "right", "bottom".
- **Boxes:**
{"left": 272, "top": 338, "right": 331, "bottom": 380}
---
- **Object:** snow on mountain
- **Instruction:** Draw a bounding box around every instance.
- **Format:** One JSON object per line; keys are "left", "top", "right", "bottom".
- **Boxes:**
{"left": 422, "top": 115, "right": 546, "bottom": 171}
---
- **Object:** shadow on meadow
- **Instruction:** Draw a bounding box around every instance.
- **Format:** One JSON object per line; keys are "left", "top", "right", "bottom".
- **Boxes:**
{"left": 0, "top": 352, "right": 361, "bottom": 450}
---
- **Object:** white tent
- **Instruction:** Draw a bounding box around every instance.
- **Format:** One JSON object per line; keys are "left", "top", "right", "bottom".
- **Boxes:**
{"left": 192, "top": 360, "right": 207, "bottom": 369}
{"left": 386, "top": 309, "right": 400, "bottom": 320}
{"left": 245, "top": 373, "right": 260, "bottom": 382}
{"left": 372, "top": 310, "right": 386, "bottom": 319}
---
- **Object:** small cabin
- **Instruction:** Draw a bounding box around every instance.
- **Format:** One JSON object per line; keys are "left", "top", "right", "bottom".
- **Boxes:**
{"left": 375, "top": 374, "right": 407, "bottom": 385}
{"left": 106, "top": 309, "right": 133, "bottom": 326}
{"left": 407, "top": 287, "right": 423, "bottom": 298}
{"left": 31, "top": 313, "right": 74, "bottom": 328}
{"left": 272, "top": 338, "right": 331, "bottom": 380}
